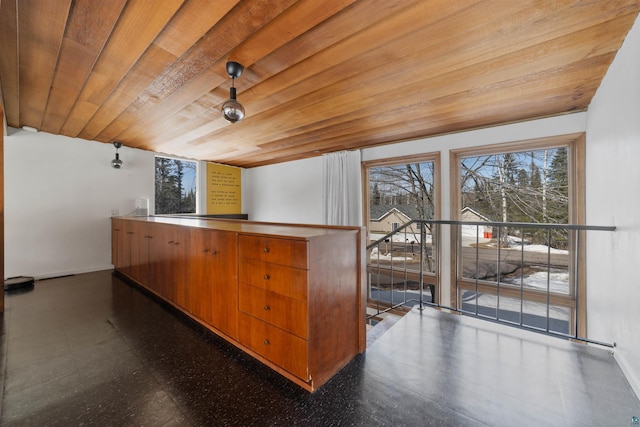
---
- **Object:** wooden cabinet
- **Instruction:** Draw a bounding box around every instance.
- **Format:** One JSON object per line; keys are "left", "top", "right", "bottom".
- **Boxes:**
{"left": 189, "top": 229, "right": 238, "bottom": 339}
{"left": 111, "top": 217, "right": 364, "bottom": 392}
{"left": 154, "top": 224, "right": 189, "bottom": 306}
{"left": 111, "top": 218, "right": 134, "bottom": 275}
{"left": 236, "top": 232, "right": 362, "bottom": 390}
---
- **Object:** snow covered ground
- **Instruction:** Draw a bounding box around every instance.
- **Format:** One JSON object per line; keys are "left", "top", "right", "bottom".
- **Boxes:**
{"left": 505, "top": 269, "right": 570, "bottom": 294}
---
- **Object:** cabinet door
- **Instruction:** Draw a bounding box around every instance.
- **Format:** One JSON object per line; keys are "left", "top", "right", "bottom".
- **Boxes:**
{"left": 111, "top": 219, "right": 123, "bottom": 268}
{"left": 209, "top": 230, "right": 237, "bottom": 339}
{"left": 188, "top": 228, "right": 214, "bottom": 322}
{"left": 170, "top": 226, "right": 189, "bottom": 309}
{"left": 188, "top": 229, "right": 238, "bottom": 338}
{"left": 129, "top": 222, "right": 143, "bottom": 282}
{"left": 155, "top": 224, "right": 180, "bottom": 302}
{"left": 113, "top": 219, "right": 134, "bottom": 275}
{"left": 134, "top": 222, "right": 153, "bottom": 285}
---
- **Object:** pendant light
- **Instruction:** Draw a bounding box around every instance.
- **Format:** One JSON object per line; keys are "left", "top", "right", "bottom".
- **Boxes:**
{"left": 221, "top": 61, "right": 245, "bottom": 123}
{"left": 111, "top": 142, "right": 123, "bottom": 169}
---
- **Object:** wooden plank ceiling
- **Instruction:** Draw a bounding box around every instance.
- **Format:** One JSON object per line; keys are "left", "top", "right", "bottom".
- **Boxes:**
{"left": 0, "top": 0, "right": 639, "bottom": 168}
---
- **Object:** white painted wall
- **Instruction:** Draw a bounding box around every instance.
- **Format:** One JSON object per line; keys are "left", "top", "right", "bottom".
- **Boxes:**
{"left": 4, "top": 128, "right": 155, "bottom": 279}
{"left": 244, "top": 156, "right": 324, "bottom": 224}
{"left": 585, "top": 14, "right": 640, "bottom": 397}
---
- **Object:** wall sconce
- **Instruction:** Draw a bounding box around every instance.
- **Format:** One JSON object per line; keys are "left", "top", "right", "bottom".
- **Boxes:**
{"left": 111, "top": 142, "right": 123, "bottom": 169}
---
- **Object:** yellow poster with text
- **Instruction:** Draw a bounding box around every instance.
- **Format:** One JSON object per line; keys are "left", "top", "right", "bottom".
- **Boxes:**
{"left": 206, "top": 163, "right": 242, "bottom": 214}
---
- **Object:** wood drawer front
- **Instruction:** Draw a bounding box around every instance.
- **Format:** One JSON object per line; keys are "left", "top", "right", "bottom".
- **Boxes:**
{"left": 238, "top": 235, "right": 308, "bottom": 269}
{"left": 238, "top": 283, "right": 307, "bottom": 339}
{"left": 238, "top": 313, "right": 309, "bottom": 381}
{"left": 238, "top": 258, "right": 308, "bottom": 301}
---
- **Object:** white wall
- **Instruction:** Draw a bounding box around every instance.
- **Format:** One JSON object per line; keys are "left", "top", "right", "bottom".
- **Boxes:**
{"left": 585, "top": 14, "right": 640, "bottom": 397}
{"left": 244, "top": 156, "right": 324, "bottom": 224}
{"left": 4, "top": 128, "right": 155, "bottom": 278}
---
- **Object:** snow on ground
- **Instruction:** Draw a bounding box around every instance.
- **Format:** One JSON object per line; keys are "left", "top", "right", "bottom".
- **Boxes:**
{"left": 519, "top": 244, "right": 568, "bottom": 254}
{"left": 503, "top": 269, "right": 569, "bottom": 294}
{"left": 369, "top": 247, "right": 414, "bottom": 262}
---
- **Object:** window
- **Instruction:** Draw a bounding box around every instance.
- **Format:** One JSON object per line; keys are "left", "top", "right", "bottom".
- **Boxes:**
{"left": 155, "top": 156, "right": 197, "bottom": 214}
{"left": 364, "top": 154, "right": 441, "bottom": 306}
{"left": 365, "top": 154, "right": 439, "bottom": 243}
{"left": 451, "top": 134, "right": 586, "bottom": 335}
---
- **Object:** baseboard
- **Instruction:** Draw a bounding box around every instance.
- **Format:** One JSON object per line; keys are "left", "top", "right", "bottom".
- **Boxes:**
{"left": 615, "top": 349, "right": 640, "bottom": 400}
{"left": 33, "top": 265, "right": 114, "bottom": 281}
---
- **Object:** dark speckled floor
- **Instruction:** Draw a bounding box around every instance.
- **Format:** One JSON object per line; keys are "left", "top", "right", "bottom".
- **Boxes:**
{"left": 1, "top": 270, "right": 639, "bottom": 426}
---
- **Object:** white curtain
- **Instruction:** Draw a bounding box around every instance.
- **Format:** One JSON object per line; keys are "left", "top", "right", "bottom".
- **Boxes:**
{"left": 323, "top": 150, "right": 361, "bottom": 226}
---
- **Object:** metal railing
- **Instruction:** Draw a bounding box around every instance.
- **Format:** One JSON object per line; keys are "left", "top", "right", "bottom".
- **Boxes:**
{"left": 366, "top": 219, "right": 615, "bottom": 346}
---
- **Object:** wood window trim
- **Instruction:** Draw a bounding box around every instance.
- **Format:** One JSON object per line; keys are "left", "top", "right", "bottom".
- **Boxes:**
{"left": 362, "top": 153, "right": 442, "bottom": 305}
{"left": 449, "top": 132, "right": 587, "bottom": 337}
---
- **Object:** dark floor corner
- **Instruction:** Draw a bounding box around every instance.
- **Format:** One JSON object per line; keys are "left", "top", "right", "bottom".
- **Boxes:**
{"left": 1, "top": 270, "right": 639, "bottom": 426}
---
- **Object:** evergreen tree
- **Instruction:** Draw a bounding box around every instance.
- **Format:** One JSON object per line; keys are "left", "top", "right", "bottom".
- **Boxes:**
{"left": 155, "top": 158, "right": 197, "bottom": 214}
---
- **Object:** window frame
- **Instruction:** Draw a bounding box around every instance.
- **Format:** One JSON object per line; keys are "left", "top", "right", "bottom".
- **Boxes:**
{"left": 449, "top": 133, "right": 586, "bottom": 335}
{"left": 362, "top": 153, "right": 442, "bottom": 305}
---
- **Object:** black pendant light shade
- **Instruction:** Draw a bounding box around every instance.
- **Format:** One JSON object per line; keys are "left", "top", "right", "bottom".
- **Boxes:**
{"left": 111, "top": 142, "right": 123, "bottom": 169}
{"left": 221, "top": 61, "right": 245, "bottom": 123}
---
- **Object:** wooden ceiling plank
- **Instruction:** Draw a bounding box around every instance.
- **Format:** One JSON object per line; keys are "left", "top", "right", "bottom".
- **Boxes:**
{"left": 201, "top": 6, "right": 636, "bottom": 152}
{"left": 59, "top": 0, "right": 186, "bottom": 137}
{"left": 246, "top": 0, "right": 444, "bottom": 88}
{"left": 103, "top": 0, "right": 357, "bottom": 147}
{"left": 140, "top": 0, "right": 473, "bottom": 152}
{"left": 78, "top": 0, "right": 240, "bottom": 141}
{"left": 40, "top": 0, "right": 127, "bottom": 134}
{"left": 221, "top": 60, "right": 608, "bottom": 163}
{"left": 97, "top": 0, "right": 299, "bottom": 143}
{"left": 117, "top": 0, "right": 368, "bottom": 150}
{"left": 276, "top": 7, "right": 631, "bottom": 132}
{"left": 0, "top": 0, "right": 19, "bottom": 127}
{"left": 226, "top": 0, "right": 360, "bottom": 73}
{"left": 159, "top": 0, "right": 582, "bottom": 152}
{"left": 18, "top": 0, "right": 72, "bottom": 130}
{"left": 222, "top": 57, "right": 611, "bottom": 168}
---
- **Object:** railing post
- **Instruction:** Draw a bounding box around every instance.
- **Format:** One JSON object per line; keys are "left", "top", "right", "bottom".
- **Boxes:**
{"left": 419, "top": 221, "right": 425, "bottom": 311}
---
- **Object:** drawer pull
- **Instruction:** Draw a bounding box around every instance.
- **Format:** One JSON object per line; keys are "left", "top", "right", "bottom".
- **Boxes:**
{"left": 168, "top": 240, "right": 174, "bottom": 244}
{"left": 264, "top": 305, "right": 270, "bottom": 311}
{"left": 264, "top": 339, "right": 270, "bottom": 345}
{"left": 203, "top": 249, "right": 209, "bottom": 253}
{"left": 211, "top": 250, "right": 217, "bottom": 256}
{"left": 263, "top": 247, "right": 270, "bottom": 253}
{"left": 264, "top": 274, "right": 270, "bottom": 280}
